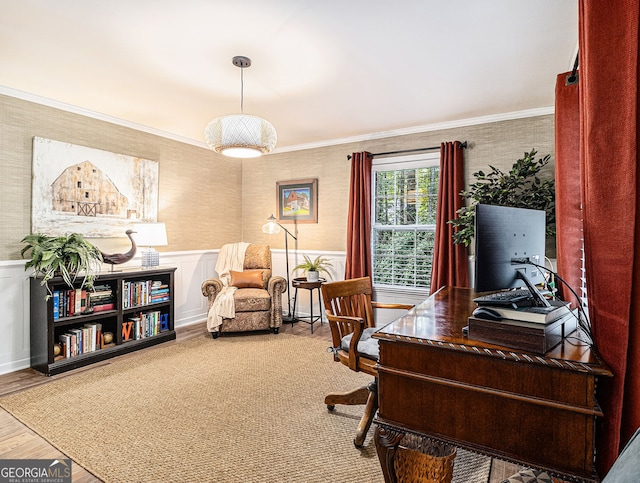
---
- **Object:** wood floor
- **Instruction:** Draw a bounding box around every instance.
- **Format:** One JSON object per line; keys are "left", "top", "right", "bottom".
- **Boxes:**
{"left": 0, "top": 319, "right": 521, "bottom": 482}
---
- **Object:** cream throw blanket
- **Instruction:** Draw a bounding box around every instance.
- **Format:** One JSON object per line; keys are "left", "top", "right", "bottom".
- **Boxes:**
{"left": 207, "top": 242, "right": 250, "bottom": 332}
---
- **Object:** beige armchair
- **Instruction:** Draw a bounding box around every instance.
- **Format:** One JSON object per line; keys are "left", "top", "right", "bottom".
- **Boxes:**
{"left": 201, "top": 244, "right": 287, "bottom": 338}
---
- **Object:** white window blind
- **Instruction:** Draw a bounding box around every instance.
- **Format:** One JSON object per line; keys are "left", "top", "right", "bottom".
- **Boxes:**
{"left": 371, "top": 153, "right": 439, "bottom": 291}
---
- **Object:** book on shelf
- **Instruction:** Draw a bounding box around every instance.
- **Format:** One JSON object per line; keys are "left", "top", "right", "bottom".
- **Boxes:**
{"left": 68, "top": 289, "right": 75, "bottom": 316}
{"left": 53, "top": 291, "right": 60, "bottom": 320}
{"left": 122, "top": 279, "right": 170, "bottom": 308}
{"left": 122, "top": 280, "right": 155, "bottom": 308}
{"left": 160, "top": 313, "right": 169, "bottom": 331}
{"left": 52, "top": 288, "right": 98, "bottom": 318}
{"left": 59, "top": 333, "right": 71, "bottom": 358}
{"left": 92, "top": 302, "right": 115, "bottom": 312}
{"left": 123, "top": 310, "right": 163, "bottom": 341}
{"left": 479, "top": 299, "right": 571, "bottom": 324}
{"left": 468, "top": 309, "right": 578, "bottom": 354}
{"left": 74, "top": 288, "right": 84, "bottom": 315}
{"left": 91, "top": 284, "right": 112, "bottom": 294}
{"left": 90, "top": 292, "right": 113, "bottom": 299}
{"left": 89, "top": 284, "right": 114, "bottom": 312}
{"left": 57, "top": 323, "right": 104, "bottom": 359}
{"left": 150, "top": 280, "right": 170, "bottom": 303}
{"left": 86, "top": 322, "right": 102, "bottom": 350}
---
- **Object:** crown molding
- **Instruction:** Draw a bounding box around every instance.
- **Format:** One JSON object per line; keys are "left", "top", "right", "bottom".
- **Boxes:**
{"left": 0, "top": 85, "right": 207, "bottom": 148}
{"left": 1, "top": 84, "right": 553, "bottom": 154}
{"left": 273, "top": 107, "right": 555, "bottom": 154}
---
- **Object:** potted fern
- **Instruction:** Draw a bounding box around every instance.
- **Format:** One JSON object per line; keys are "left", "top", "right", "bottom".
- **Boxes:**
{"left": 21, "top": 233, "right": 103, "bottom": 298}
{"left": 293, "top": 255, "right": 333, "bottom": 282}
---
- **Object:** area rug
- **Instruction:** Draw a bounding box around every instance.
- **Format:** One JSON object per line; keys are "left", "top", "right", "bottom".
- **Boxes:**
{"left": 0, "top": 334, "right": 491, "bottom": 482}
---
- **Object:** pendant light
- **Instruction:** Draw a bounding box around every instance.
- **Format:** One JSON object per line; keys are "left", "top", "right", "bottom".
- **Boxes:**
{"left": 204, "top": 56, "right": 277, "bottom": 158}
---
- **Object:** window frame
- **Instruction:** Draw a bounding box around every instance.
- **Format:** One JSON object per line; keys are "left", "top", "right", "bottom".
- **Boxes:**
{"left": 371, "top": 152, "right": 440, "bottom": 296}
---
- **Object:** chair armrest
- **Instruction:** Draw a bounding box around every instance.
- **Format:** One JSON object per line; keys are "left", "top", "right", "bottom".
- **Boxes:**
{"left": 201, "top": 278, "right": 223, "bottom": 305}
{"left": 326, "top": 313, "right": 365, "bottom": 370}
{"left": 372, "top": 301, "right": 415, "bottom": 310}
{"left": 267, "top": 276, "right": 288, "bottom": 329}
{"left": 267, "top": 275, "right": 287, "bottom": 295}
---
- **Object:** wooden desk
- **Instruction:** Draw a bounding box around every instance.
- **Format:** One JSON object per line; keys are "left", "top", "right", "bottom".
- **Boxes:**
{"left": 372, "top": 287, "right": 612, "bottom": 483}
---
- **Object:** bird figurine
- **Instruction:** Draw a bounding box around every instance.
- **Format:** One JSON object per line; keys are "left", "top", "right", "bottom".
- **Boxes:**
{"left": 100, "top": 229, "right": 137, "bottom": 265}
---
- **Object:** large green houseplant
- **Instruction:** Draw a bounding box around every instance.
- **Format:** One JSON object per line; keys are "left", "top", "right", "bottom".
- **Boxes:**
{"left": 21, "top": 232, "right": 103, "bottom": 298}
{"left": 449, "top": 149, "right": 556, "bottom": 247}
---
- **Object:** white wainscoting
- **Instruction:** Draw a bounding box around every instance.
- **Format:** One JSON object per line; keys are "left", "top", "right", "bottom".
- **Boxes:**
{"left": 0, "top": 251, "right": 216, "bottom": 376}
{"left": 0, "top": 261, "right": 32, "bottom": 376}
{"left": 1, "top": 248, "right": 448, "bottom": 375}
{"left": 0, "top": 249, "right": 347, "bottom": 375}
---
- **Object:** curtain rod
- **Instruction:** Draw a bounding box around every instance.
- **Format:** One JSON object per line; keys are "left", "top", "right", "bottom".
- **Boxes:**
{"left": 346, "top": 141, "right": 467, "bottom": 160}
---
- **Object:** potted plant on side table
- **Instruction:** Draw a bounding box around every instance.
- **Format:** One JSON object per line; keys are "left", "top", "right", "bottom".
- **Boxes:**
{"left": 21, "top": 232, "right": 103, "bottom": 299}
{"left": 293, "top": 255, "right": 333, "bottom": 282}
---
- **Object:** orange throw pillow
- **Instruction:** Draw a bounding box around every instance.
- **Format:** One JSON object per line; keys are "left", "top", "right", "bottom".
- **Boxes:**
{"left": 229, "top": 270, "right": 264, "bottom": 289}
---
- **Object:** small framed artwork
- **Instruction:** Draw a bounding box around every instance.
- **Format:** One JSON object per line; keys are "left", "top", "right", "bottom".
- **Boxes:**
{"left": 276, "top": 178, "right": 318, "bottom": 223}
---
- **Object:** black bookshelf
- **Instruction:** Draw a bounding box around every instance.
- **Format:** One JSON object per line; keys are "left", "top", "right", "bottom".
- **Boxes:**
{"left": 30, "top": 266, "right": 177, "bottom": 376}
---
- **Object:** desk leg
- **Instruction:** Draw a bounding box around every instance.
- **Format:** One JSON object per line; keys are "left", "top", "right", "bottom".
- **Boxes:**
{"left": 374, "top": 425, "right": 404, "bottom": 483}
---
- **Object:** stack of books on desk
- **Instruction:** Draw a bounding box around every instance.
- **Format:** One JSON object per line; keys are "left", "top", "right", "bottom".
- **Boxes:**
{"left": 468, "top": 301, "right": 578, "bottom": 354}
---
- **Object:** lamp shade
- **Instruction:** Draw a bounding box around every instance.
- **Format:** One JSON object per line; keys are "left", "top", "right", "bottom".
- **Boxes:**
{"left": 261, "top": 214, "right": 281, "bottom": 234}
{"left": 132, "top": 222, "right": 168, "bottom": 247}
{"left": 205, "top": 114, "right": 277, "bottom": 158}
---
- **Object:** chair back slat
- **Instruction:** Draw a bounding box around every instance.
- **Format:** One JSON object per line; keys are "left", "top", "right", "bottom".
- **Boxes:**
{"left": 321, "top": 277, "right": 376, "bottom": 345}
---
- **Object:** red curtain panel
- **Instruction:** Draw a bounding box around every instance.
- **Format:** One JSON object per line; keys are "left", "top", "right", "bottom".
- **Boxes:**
{"left": 554, "top": 72, "right": 583, "bottom": 309}
{"left": 579, "top": 0, "right": 640, "bottom": 474}
{"left": 344, "top": 152, "right": 372, "bottom": 280}
{"left": 429, "top": 141, "right": 469, "bottom": 292}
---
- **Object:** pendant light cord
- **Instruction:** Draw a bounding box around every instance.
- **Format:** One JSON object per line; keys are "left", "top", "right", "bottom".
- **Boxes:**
{"left": 240, "top": 67, "right": 244, "bottom": 113}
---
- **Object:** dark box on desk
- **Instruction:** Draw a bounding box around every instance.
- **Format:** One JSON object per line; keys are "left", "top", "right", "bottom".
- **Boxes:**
{"left": 467, "top": 311, "right": 578, "bottom": 354}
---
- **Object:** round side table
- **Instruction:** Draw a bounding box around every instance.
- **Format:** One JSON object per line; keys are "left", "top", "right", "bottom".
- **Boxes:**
{"left": 291, "top": 277, "right": 326, "bottom": 333}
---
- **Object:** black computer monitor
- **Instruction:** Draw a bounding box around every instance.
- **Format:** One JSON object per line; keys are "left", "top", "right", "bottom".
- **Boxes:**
{"left": 474, "top": 204, "right": 549, "bottom": 306}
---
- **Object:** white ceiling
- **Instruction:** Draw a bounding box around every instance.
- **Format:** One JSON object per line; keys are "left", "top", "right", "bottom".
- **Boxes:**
{"left": 0, "top": 0, "right": 577, "bottom": 152}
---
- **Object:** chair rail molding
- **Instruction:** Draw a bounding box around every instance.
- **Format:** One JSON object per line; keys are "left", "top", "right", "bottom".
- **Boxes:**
{"left": 0, "top": 248, "right": 349, "bottom": 375}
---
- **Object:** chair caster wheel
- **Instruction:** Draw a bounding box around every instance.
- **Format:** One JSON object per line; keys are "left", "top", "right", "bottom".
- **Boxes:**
{"left": 327, "top": 404, "right": 335, "bottom": 412}
{"left": 211, "top": 332, "right": 219, "bottom": 339}
{"left": 272, "top": 327, "right": 279, "bottom": 334}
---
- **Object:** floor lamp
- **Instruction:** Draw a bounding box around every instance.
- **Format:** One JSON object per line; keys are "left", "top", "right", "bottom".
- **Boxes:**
{"left": 262, "top": 214, "right": 297, "bottom": 323}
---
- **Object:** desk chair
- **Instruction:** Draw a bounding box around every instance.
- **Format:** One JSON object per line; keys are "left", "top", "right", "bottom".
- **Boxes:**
{"left": 321, "top": 277, "right": 413, "bottom": 447}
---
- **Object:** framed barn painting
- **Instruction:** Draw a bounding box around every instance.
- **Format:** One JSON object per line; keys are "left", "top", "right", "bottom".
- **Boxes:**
{"left": 276, "top": 178, "right": 318, "bottom": 224}
{"left": 31, "top": 137, "right": 159, "bottom": 238}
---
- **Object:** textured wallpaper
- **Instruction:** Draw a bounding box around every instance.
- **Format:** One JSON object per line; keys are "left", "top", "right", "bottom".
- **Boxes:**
{"left": 0, "top": 93, "right": 554, "bottom": 260}
{"left": 0, "top": 94, "right": 242, "bottom": 260}
{"left": 243, "top": 115, "right": 556, "bottom": 254}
